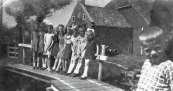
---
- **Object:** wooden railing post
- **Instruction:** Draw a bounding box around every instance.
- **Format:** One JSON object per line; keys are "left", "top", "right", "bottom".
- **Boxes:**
{"left": 7, "top": 43, "right": 9, "bottom": 58}
{"left": 22, "top": 36, "right": 26, "bottom": 64}
{"left": 98, "top": 45, "right": 106, "bottom": 81}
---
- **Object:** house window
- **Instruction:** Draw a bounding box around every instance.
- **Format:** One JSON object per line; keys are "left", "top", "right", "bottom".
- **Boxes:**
{"left": 83, "top": 14, "right": 86, "bottom": 20}
{"left": 72, "top": 16, "right": 75, "bottom": 22}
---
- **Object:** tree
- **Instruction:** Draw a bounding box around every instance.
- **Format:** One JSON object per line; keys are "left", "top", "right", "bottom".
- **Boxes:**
{"left": 5, "top": 0, "right": 72, "bottom": 42}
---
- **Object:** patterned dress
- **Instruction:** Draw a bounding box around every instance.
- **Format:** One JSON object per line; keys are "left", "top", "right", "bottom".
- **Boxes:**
{"left": 77, "top": 36, "right": 87, "bottom": 58}
{"left": 57, "top": 35, "right": 65, "bottom": 58}
{"left": 71, "top": 35, "right": 79, "bottom": 60}
{"left": 136, "top": 59, "right": 173, "bottom": 91}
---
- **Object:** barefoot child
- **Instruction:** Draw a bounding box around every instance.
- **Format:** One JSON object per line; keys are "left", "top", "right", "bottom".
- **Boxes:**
{"left": 136, "top": 26, "right": 173, "bottom": 91}
{"left": 31, "top": 25, "right": 39, "bottom": 69}
{"left": 66, "top": 26, "right": 79, "bottom": 76}
{"left": 61, "top": 26, "right": 72, "bottom": 75}
{"left": 79, "top": 29, "right": 99, "bottom": 80}
{"left": 70, "top": 26, "right": 87, "bottom": 77}
{"left": 44, "top": 25, "right": 54, "bottom": 72}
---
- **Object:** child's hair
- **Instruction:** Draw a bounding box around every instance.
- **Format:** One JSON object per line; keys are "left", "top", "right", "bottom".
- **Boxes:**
{"left": 139, "top": 26, "right": 173, "bottom": 59}
{"left": 48, "top": 25, "right": 53, "bottom": 30}
{"left": 139, "top": 26, "right": 163, "bottom": 42}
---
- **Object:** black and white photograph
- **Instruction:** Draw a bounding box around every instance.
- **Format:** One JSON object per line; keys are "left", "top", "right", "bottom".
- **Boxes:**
{"left": 0, "top": 0, "right": 173, "bottom": 91}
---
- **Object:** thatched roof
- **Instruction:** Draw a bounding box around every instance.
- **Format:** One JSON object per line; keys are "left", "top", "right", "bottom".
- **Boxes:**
{"left": 84, "top": 5, "right": 131, "bottom": 28}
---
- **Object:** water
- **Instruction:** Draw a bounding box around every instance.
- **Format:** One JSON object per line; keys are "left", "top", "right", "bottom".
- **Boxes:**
{"left": 0, "top": 67, "right": 50, "bottom": 91}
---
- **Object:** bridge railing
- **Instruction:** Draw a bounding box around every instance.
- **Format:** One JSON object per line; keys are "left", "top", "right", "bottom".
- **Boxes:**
{"left": 7, "top": 44, "right": 19, "bottom": 59}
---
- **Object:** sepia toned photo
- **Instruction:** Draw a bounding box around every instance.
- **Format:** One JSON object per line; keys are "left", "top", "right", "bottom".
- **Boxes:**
{"left": 0, "top": 0, "right": 173, "bottom": 91}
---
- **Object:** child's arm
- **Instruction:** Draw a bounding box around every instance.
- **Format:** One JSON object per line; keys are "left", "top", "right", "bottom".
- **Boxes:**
{"left": 95, "top": 45, "right": 99, "bottom": 56}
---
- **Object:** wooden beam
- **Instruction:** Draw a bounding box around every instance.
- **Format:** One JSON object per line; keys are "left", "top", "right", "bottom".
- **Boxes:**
{"left": 18, "top": 43, "right": 31, "bottom": 48}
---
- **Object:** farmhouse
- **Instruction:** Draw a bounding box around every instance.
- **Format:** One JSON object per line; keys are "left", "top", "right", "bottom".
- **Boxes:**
{"left": 67, "top": 0, "right": 133, "bottom": 54}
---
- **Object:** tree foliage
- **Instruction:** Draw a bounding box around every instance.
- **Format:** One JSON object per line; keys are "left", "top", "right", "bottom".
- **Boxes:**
{"left": 5, "top": 0, "right": 72, "bottom": 24}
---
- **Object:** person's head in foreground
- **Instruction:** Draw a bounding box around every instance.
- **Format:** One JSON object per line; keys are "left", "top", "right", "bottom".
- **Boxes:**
{"left": 139, "top": 26, "right": 173, "bottom": 63}
{"left": 136, "top": 26, "right": 173, "bottom": 91}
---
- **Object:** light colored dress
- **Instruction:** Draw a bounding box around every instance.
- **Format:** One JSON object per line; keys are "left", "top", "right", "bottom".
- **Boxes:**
{"left": 44, "top": 33, "right": 54, "bottom": 56}
{"left": 77, "top": 35, "right": 87, "bottom": 58}
{"left": 71, "top": 35, "right": 79, "bottom": 60}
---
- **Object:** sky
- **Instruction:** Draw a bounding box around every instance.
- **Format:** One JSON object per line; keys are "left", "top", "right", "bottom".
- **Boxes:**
{"left": 1, "top": 0, "right": 112, "bottom": 28}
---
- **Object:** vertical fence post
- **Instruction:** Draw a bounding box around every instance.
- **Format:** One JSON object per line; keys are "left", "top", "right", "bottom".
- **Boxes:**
{"left": 98, "top": 45, "right": 106, "bottom": 81}
{"left": 22, "top": 36, "right": 26, "bottom": 64}
{"left": 7, "top": 43, "right": 9, "bottom": 58}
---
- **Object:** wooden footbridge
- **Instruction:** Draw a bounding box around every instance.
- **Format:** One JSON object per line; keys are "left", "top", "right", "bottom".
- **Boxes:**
{"left": 5, "top": 64, "right": 124, "bottom": 91}
{"left": 3, "top": 43, "right": 140, "bottom": 91}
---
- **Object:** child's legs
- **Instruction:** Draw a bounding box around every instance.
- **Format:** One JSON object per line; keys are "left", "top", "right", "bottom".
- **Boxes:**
{"left": 52, "top": 57, "right": 59, "bottom": 70}
{"left": 42, "top": 56, "right": 46, "bottom": 68}
{"left": 74, "top": 58, "right": 83, "bottom": 74}
{"left": 67, "top": 59, "right": 75, "bottom": 73}
{"left": 33, "top": 51, "right": 37, "bottom": 67}
{"left": 82, "top": 59, "right": 90, "bottom": 77}
{"left": 47, "top": 55, "right": 51, "bottom": 69}
{"left": 56, "top": 58, "right": 62, "bottom": 71}
{"left": 64, "top": 60, "right": 67, "bottom": 72}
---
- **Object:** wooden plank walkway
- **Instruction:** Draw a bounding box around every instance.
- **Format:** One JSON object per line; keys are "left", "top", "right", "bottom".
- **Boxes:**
{"left": 4, "top": 64, "right": 124, "bottom": 91}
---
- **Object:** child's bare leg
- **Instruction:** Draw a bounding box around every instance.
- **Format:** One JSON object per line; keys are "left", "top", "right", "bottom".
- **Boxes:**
{"left": 67, "top": 59, "right": 75, "bottom": 74}
{"left": 55, "top": 58, "right": 62, "bottom": 71}
{"left": 73, "top": 58, "right": 83, "bottom": 74}
{"left": 52, "top": 57, "right": 59, "bottom": 70}
{"left": 62, "top": 59, "right": 65, "bottom": 71}
{"left": 37, "top": 57, "right": 40, "bottom": 68}
{"left": 33, "top": 52, "right": 36, "bottom": 68}
{"left": 46, "top": 55, "right": 52, "bottom": 71}
{"left": 64, "top": 60, "right": 67, "bottom": 72}
{"left": 81, "top": 59, "right": 90, "bottom": 77}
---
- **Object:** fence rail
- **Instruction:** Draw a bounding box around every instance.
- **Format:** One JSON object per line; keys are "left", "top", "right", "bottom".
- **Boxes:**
{"left": 7, "top": 44, "right": 19, "bottom": 59}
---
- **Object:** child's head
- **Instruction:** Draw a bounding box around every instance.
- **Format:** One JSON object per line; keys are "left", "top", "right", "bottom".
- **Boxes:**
{"left": 87, "top": 29, "right": 95, "bottom": 41}
{"left": 78, "top": 26, "right": 85, "bottom": 37}
{"left": 58, "top": 24, "right": 64, "bottom": 32}
{"left": 139, "top": 26, "right": 172, "bottom": 61}
{"left": 48, "top": 25, "right": 53, "bottom": 33}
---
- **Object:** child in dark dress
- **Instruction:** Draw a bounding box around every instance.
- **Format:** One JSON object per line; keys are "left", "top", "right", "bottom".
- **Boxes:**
{"left": 31, "top": 25, "right": 39, "bottom": 69}
{"left": 61, "top": 26, "right": 72, "bottom": 75}
{"left": 80, "top": 29, "right": 99, "bottom": 80}
{"left": 37, "top": 27, "right": 45, "bottom": 69}
{"left": 52, "top": 26, "right": 60, "bottom": 70}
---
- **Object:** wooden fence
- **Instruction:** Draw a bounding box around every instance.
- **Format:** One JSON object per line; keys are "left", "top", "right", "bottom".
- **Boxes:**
{"left": 7, "top": 44, "right": 19, "bottom": 59}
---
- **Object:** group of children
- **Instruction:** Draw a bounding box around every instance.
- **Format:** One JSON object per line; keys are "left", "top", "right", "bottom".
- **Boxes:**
{"left": 31, "top": 21, "right": 173, "bottom": 90}
{"left": 31, "top": 23, "right": 99, "bottom": 80}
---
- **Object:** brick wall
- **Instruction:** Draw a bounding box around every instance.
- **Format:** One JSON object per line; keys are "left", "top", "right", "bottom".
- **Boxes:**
{"left": 95, "top": 26, "right": 133, "bottom": 54}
